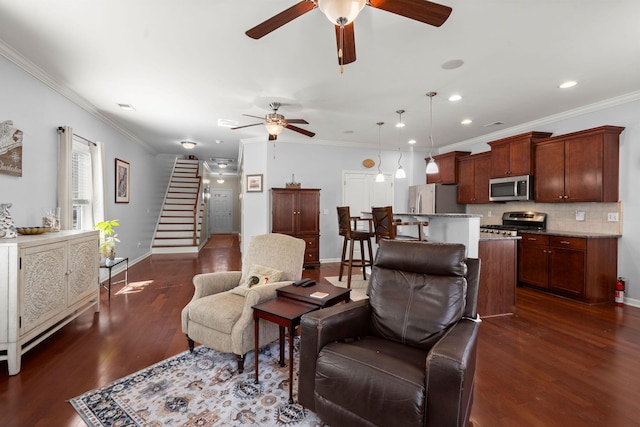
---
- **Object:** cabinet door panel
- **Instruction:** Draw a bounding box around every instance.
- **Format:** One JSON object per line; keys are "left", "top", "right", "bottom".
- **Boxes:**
{"left": 271, "top": 190, "right": 297, "bottom": 234}
{"left": 565, "top": 135, "right": 603, "bottom": 202}
{"left": 490, "top": 143, "right": 510, "bottom": 178}
{"left": 518, "top": 244, "right": 548, "bottom": 288}
{"left": 474, "top": 154, "right": 492, "bottom": 204}
{"left": 20, "top": 242, "right": 67, "bottom": 335}
{"left": 508, "top": 138, "right": 533, "bottom": 177}
{"left": 297, "top": 191, "right": 320, "bottom": 235}
{"left": 548, "top": 247, "right": 585, "bottom": 295}
{"left": 68, "top": 236, "right": 99, "bottom": 305}
{"left": 535, "top": 141, "right": 566, "bottom": 202}
{"left": 457, "top": 158, "right": 475, "bottom": 203}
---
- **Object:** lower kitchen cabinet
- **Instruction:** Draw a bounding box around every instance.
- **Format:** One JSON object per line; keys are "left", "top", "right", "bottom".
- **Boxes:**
{"left": 519, "top": 233, "right": 618, "bottom": 303}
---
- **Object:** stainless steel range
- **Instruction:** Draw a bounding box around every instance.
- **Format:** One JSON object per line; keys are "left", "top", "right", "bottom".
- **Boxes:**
{"left": 480, "top": 211, "right": 547, "bottom": 236}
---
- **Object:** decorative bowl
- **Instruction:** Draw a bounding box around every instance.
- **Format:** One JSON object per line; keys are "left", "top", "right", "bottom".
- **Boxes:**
{"left": 16, "top": 227, "right": 51, "bottom": 235}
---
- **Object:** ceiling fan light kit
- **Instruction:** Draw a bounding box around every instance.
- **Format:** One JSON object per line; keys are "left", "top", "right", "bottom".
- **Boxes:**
{"left": 231, "top": 101, "right": 315, "bottom": 139}
{"left": 181, "top": 141, "right": 196, "bottom": 149}
{"left": 318, "top": 0, "right": 366, "bottom": 25}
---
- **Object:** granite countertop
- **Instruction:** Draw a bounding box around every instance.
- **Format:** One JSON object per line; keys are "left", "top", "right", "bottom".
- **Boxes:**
{"left": 479, "top": 233, "right": 521, "bottom": 241}
{"left": 518, "top": 229, "right": 621, "bottom": 238}
{"left": 409, "top": 213, "right": 483, "bottom": 218}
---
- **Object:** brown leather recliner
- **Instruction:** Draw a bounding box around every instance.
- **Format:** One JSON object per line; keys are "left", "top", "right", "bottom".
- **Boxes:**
{"left": 299, "top": 240, "right": 481, "bottom": 427}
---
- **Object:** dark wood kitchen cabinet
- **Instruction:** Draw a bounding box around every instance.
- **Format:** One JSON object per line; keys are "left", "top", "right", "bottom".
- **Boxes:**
{"left": 426, "top": 151, "right": 470, "bottom": 184}
{"left": 271, "top": 188, "right": 320, "bottom": 268}
{"left": 534, "top": 126, "right": 624, "bottom": 202}
{"left": 488, "top": 131, "right": 552, "bottom": 178}
{"left": 519, "top": 232, "right": 618, "bottom": 303}
{"left": 457, "top": 152, "right": 491, "bottom": 204}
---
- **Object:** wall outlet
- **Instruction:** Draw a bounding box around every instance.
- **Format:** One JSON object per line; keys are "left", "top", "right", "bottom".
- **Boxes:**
{"left": 607, "top": 212, "right": 619, "bottom": 222}
{"left": 576, "top": 211, "right": 585, "bottom": 221}
{"left": 487, "top": 210, "right": 492, "bottom": 217}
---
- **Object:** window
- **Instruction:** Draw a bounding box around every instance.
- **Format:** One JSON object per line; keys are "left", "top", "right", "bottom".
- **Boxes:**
{"left": 72, "top": 139, "right": 93, "bottom": 230}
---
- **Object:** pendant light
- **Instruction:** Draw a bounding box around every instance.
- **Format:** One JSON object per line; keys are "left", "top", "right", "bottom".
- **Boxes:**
{"left": 394, "top": 110, "right": 406, "bottom": 179}
{"left": 426, "top": 92, "right": 439, "bottom": 175}
{"left": 375, "top": 122, "right": 385, "bottom": 182}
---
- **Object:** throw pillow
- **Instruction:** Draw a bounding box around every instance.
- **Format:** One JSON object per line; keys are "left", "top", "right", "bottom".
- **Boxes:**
{"left": 230, "top": 264, "right": 283, "bottom": 297}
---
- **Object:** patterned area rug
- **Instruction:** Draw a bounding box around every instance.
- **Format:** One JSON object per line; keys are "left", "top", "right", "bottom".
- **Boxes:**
{"left": 70, "top": 339, "right": 326, "bottom": 426}
{"left": 323, "top": 276, "right": 369, "bottom": 301}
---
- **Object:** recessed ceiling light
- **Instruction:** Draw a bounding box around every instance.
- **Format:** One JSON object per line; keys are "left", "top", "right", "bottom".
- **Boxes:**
{"left": 215, "top": 140, "right": 223, "bottom": 144}
{"left": 441, "top": 59, "right": 464, "bottom": 70}
{"left": 117, "top": 103, "right": 135, "bottom": 111}
{"left": 559, "top": 81, "right": 577, "bottom": 89}
{"left": 408, "top": 139, "right": 416, "bottom": 145}
{"left": 449, "top": 94, "right": 462, "bottom": 102}
{"left": 217, "top": 118, "right": 238, "bottom": 128}
{"left": 461, "top": 119, "right": 472, "bottom": 125}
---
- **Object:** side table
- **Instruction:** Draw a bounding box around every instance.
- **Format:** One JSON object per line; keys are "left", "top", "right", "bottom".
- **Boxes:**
{"left": 277, "top": 282, "right": 351, "bottom": 307}
{"left": 99, "top": 257, "right": 128, "bottom": 300}
{"left": 252, "top": 298, "right": 317, "bottom": 404}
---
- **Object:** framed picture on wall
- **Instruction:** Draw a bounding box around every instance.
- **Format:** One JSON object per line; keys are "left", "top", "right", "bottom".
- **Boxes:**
{"left": 115, "top": 158, "right": 130, "bottom": 203}
{"left": 246, "top": 174, "right": 263, "bottom": 193}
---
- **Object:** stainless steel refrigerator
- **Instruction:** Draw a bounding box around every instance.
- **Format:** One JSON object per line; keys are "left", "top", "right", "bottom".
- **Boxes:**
{"left": 408, "top": 184, "right": 465, "bottom": 214}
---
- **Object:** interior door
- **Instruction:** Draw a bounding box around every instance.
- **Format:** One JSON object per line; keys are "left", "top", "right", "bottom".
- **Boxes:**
{"left": 211, "top": 189, "right": 233, "bottom": 234}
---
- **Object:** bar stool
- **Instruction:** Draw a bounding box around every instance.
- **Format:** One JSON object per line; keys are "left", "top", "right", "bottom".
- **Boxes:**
{"left": 337, "top": 206, "right": 375, "bottom": 288}
{"left": 371, "top": 206, "right": 421, "bottom": 243}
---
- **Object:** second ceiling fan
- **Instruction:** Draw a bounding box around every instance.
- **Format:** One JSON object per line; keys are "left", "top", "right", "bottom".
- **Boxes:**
{"left": 246, "top": 0, "right": 453, "bottom": 72}
{"left": 231, "top": 102, "right": 315, "bottom": 140}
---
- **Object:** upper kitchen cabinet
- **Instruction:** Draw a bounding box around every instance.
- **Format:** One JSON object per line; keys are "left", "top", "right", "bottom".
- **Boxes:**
{"left": 488, "top": 131, "right": 552, "bottom": 178}
{"left": 458, "top": 152, "right": 492, "bottom": 204}
{"left": 534, "top": 126, "right": 624, "bottom": 203}
{"left": 426, "top": 151, "right": 471, "bottom": 184}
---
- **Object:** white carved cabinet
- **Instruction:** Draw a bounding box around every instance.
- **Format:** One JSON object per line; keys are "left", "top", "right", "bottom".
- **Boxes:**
{"left": 0, "top": 230, "right": 100, "bottom": 375}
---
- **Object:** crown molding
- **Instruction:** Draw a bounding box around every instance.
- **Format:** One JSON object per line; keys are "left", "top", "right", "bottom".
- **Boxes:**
{"left": 0, "top": 39, "right": 156, "bottom": 153}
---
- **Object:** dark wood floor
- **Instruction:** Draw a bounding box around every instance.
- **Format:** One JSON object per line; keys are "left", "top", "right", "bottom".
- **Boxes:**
{"left": 1, "top": 234, "right": 639, "bottom": 426}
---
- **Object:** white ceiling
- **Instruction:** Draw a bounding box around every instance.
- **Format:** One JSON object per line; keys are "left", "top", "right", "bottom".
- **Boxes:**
{"left": 1, "top": 0, "right": 639, "bottom": 174}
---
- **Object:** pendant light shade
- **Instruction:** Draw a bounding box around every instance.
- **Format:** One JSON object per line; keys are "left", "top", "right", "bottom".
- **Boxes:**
{"left": 376, "top": 122, "right": 385, "bottom": 182}
{"left": 426, "top": 92, "right": 439, "bottom": 175}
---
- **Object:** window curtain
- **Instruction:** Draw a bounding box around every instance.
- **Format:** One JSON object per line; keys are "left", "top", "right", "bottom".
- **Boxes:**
{"left": 91, "top": 141, "right": 106, "bottom": 225}
{"left": 57, "top": 126, "right": 73, "bottom": 230}
{"left": 57, "top": 126, "right": 106, "bottom": 230}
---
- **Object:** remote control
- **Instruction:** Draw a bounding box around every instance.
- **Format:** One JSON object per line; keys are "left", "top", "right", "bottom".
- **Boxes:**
{"left": 301, "top": 280, "right": 316, "bottom": 287}
{"left": 292, "top": 278, "right": 312, "bottom": 287}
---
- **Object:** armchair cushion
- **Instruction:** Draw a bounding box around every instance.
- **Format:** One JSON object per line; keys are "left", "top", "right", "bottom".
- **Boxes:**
{"left": 230, "top": 264, "right": 283, "bottom": 296}
{"left": 187, "top": 292, "right": 246, "bottom": 334}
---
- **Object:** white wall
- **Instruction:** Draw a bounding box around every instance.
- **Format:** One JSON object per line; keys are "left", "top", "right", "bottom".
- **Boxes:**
{"left": 0, "top": 55, "right": 161, "bottom": 265}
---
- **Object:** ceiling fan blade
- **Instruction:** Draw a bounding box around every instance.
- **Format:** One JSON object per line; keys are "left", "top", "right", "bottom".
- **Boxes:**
{"left": 269, "top": 134, "right": 277, "bottom": 141}
{"left": 231, "top": 123, "right": 263, "bottom": 130}
{"left": 246, "top": 1, "right": 316, "bottom": 39}
{"left": 285, "top": 124, "right": 316, "bottom": 138}
{"left": 368, "top": 0, "right": 452, "bottom": 27}
{"left": 242, "top": 114, "right": 266, "bottom": 120}
{"left": 286, "top": 119, "right": 310, "bottom": 124}
{"left": 335, "top": 22, "right": 356, "bottom": 65}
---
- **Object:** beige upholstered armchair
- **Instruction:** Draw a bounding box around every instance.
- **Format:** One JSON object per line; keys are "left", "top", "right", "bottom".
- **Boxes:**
{"left": 181, "top": 233, "right": 306, "bottom": 372}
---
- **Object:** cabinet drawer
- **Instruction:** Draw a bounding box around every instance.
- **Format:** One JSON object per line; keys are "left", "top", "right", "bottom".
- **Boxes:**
{"left": 520, "top": 233, "right": 549, "bottom": 246}
{"left": 301, "top": 236, "right": 318, "bottom": 250}
{"left": 549, "top": 236, "right": 586, "bottom": 250}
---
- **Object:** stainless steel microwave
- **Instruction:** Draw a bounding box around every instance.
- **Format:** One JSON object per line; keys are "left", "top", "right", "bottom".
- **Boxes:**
{"left": 489, "top": 175, "right": 533, "bottom": 202}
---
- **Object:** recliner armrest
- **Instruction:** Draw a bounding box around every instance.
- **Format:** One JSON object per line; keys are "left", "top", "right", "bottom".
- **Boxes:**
{"left": 191, "top": 271, "right": 243, "bottom": 299}
{"left": 298, "top": 300, "right": 371, "bottom": 411}
{"left": 425, "top": 319, "right": 480, "bottom": 427}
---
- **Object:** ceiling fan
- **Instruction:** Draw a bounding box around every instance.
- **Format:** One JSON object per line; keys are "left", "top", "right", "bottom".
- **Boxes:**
{"left": 246, "top": 0, "right": 453, "bottom": 72}
{"left": 231, "top": 102, "right": 316, "bottom": 140}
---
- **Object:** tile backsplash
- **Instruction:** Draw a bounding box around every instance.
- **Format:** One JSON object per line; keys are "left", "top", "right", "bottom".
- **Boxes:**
{"left": 467, "top": 201, "right": 622, "bottom": 235}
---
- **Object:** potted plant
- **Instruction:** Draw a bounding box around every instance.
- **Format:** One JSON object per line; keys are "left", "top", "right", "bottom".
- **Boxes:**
{"left": 94, "top": 219, "right": 120, "bottom": 260}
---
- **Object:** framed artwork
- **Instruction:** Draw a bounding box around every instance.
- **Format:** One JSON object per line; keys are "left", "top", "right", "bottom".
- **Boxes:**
{"left": 115, "top": 158, "right": 130, "bottom": 203}
{"left": 246, "top": 174, "right": 263, "bottom": 193}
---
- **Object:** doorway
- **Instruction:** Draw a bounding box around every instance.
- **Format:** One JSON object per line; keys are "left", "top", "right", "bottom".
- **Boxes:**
{"left": 210, "top": 189, "right": 233, "bottom": 234}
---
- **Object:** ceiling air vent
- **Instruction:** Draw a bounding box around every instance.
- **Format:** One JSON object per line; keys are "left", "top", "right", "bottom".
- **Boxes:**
{"left": 484, "top": 121, "right": 505, "bottom": 127}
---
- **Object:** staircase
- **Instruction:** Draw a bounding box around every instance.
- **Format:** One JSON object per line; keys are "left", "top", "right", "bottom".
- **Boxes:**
{"left": 151, "top": 158, "right": 204, "bottom": 254}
